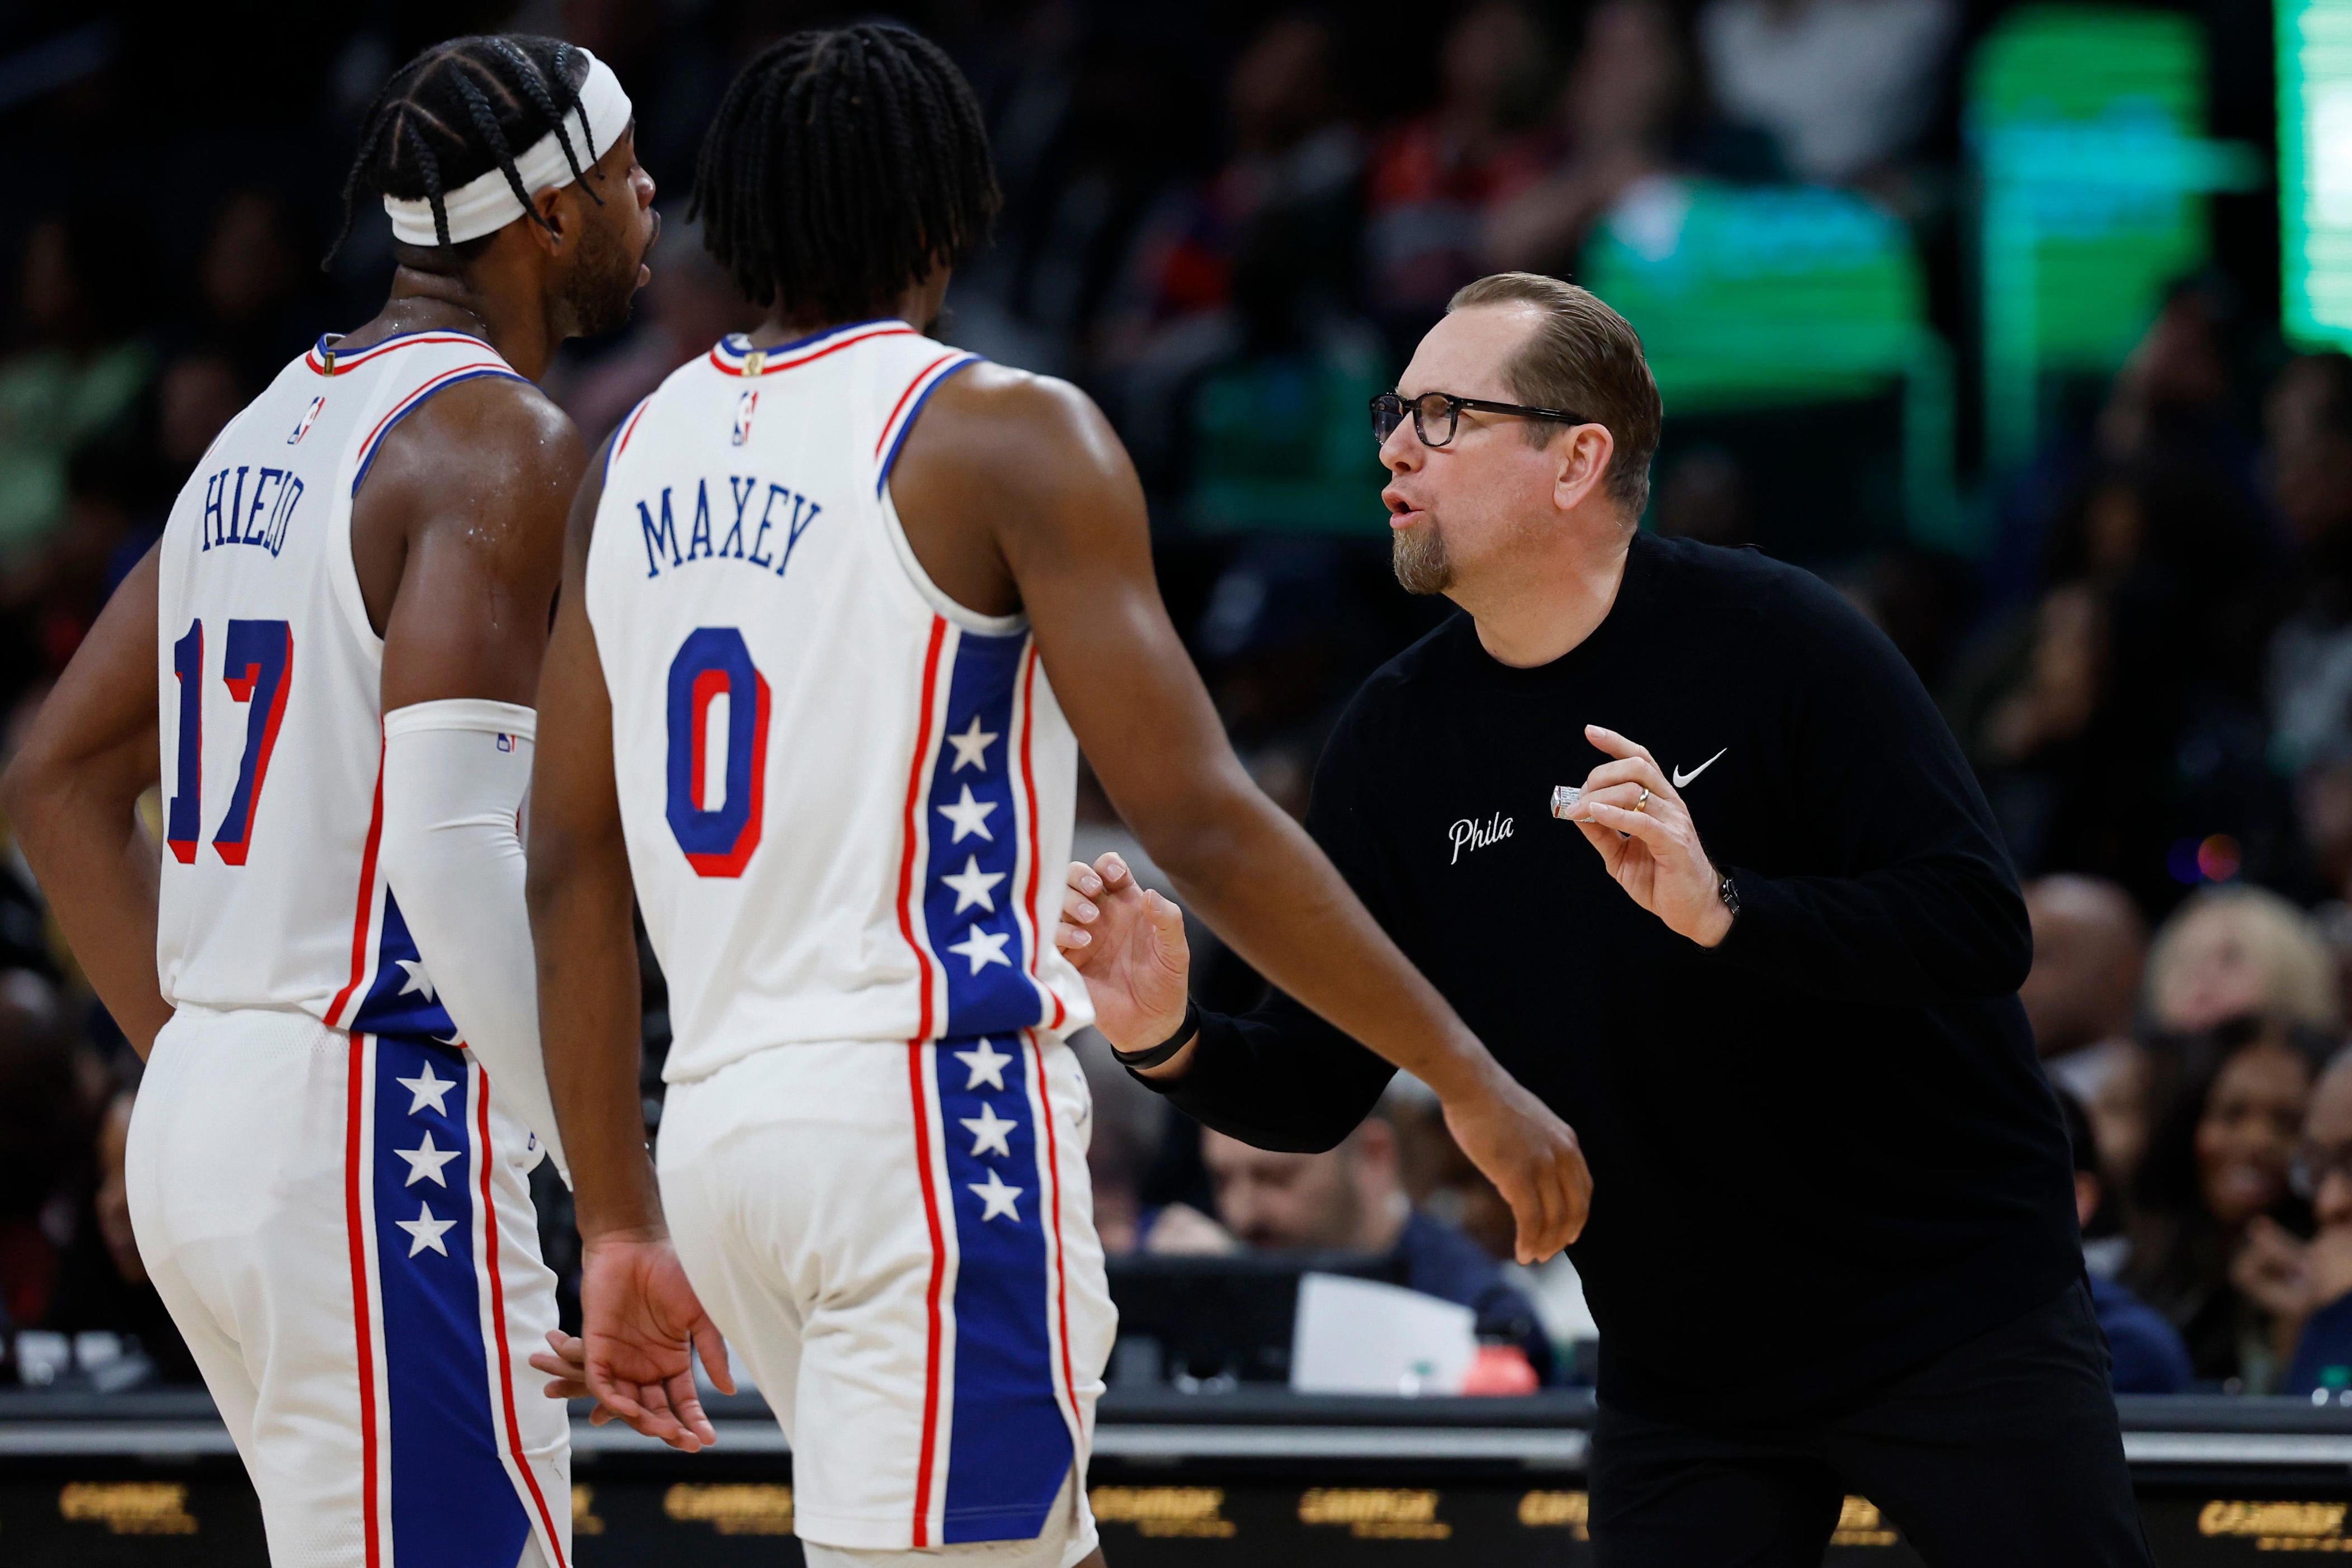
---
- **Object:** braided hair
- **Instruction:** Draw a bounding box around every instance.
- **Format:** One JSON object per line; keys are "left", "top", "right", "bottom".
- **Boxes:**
{"left": 691, "top": 24, "right": 1000, "bottom": 320}
{"left": 328, "top": 34, "right": 605, "bottom": 267}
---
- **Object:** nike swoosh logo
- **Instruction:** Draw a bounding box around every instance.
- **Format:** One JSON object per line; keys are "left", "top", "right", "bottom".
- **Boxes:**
{"left": 1672, "top": 748, "right": 1726, "bottom": 789}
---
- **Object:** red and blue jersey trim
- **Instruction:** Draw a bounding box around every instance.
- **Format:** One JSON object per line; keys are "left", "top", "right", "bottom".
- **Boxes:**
{"left": 306, "top": 329, "right": 495, "bottom": 376}
{"left": 705, "top": 320, "right": 915, "bottom": 377}
{"left": 875, "top": 353, "right": 982, "bottom": 498}
{"left": 350, "top": 363, "right": 532, "bottom": 497}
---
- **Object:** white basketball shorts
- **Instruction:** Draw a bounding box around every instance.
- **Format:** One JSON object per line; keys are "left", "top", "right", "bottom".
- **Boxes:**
{"left": 659, "top": 1030, "right": 1114, "bottom": 1563}
{"left": 128, "top": 1006, "right": 570, "bottom": 1568}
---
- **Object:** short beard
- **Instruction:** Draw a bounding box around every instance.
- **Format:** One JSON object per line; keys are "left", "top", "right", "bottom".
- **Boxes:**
{"left": 562, "top": 216, "right": 642, "bottom": 338}
{"left": 1391, "top": 518, "right": 1453, "bottom": 595}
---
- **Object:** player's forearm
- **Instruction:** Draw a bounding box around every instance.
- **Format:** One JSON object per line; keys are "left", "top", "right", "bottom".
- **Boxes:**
{"left": 527, "top": 836, "right": 661, "bottom": 1237}
{"left": 1140, "top": 781, "right": 1504, "bottom": 1104}
{"left": 5, "top": 764, "right": 169, "bottom": 1053}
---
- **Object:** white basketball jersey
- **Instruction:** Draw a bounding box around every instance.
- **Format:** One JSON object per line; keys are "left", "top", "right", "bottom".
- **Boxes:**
{"left": 154, "top": 330, "right": 529, "bottom": 1041}
{"left": 586, "top": 322, "right": 1093, "bottom": 1081}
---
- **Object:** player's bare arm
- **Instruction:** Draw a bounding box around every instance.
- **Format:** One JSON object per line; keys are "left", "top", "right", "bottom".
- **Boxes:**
{"left": 524, "top": 438, "right": 733, "bottom": 1452}
{"left": 1, "top": 546, "right": 171, "bottom": 1051}
{"left": 891, "top": 365, "right": 1592, "bottom": 1260}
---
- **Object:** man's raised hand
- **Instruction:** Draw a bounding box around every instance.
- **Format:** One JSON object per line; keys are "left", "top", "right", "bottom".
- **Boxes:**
{"left": 1568, "top": 724, "right": 1732, "bottom": 947}
{"left": 1056, "top": 851, "right": 1190, "bottom": 1053}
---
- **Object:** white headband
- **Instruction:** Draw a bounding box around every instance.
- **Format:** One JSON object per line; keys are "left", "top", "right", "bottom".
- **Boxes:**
{"left": 384, "top": 49, "right": 633, "bottom": 247}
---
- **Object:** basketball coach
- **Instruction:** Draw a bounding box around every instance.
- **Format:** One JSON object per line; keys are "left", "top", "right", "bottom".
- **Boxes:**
{"left": 1056, "top": 272, "right": 2150, "bottom": 1566}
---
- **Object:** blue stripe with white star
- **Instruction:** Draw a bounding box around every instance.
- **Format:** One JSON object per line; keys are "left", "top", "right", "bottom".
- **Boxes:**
{"left": 349, "top": 888, "right": 462, "bottom": 1042}
{"left": 930, "top": 1034, "right": 1071, "bottom": 1539}
{"left": 921, "top": 629, "right": 1046, "bottom": 1038}
{"left": 370, "top": 1036, "right": 532, "bottom": 1565}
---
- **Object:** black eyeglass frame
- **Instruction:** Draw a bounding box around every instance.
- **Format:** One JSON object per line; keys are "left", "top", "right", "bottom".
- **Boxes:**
{"left": 1371, "top": 390, "right": 1595, "bottom": 448}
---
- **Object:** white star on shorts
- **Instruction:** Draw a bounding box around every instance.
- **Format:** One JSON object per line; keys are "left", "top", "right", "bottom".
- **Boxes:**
{"left": 962, "top": 1102, "right": 1016, "bottom": 1159}
{"left": 947, "top": 716, "right": 998, "bottom": 773}
{"left": 395, "top": 1131, "right": 461, "bottom": 1188}
{"left": 941, "top": 855, "right": 1006, "bottom": 914}
{"left": 954, "top": 1039, "right": 1012, "bottom": 1092}
{"left": 397, "top": 1201, "right": 456, "bottom": 1258}
{"left": 937, "top": 785, "right": 998, "bottom": 844}
{"left": 948, "top": 923, "right": 1014, "bottom": 974}
{"left": 395, "top": 1061, "right": 456, "bottom": 1117}
{"left": 968, "top": 1168, "right": 1024, "bottom": 1223}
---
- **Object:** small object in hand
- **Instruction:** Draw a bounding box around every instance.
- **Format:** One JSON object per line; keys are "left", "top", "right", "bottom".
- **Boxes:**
{"left": 1635, "top": 786, "right": 1649, "bottom": 813}
{"left": 1550, "top": 785, "right": 1582, "bottom": 819}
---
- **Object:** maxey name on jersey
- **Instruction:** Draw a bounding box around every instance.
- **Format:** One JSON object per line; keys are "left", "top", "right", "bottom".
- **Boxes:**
{"left": 631, "top": 475, "right": 823, "bottom": 581}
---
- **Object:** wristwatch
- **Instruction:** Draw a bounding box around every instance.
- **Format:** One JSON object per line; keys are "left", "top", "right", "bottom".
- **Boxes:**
{"left": 1716, "top": 870, "right": 1741, "bottom": 921}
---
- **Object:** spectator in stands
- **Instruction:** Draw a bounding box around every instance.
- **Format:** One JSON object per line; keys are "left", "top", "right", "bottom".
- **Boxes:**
{"left": 1696, "top": 0, "right": 1956, "bottom": 187}
{"left": 2127, "top": 1020, "right": 2321, "bottom": 1389}
{"left": 2052, "top": 1039, "right": 2161, "bottom": 1200}
{"left": 2022, "top": 874, "right": 2146, "bottom": 1059}
{"left": 188, "top": 190, "right": 322, "bottom": 395}
{"left": 2146, "top": 887, "right": 2341, "bottom": 1039}
{"left": 1362, "top": 1, "right": 1553, "bottom": 352}
{"left": 1382, "top": 1076, "right": 1598, "bottom": 1375}
{"left": 2058, "top": 1088, "right": 2192, "bottom": 1394}
{"left": 0, "top": 969, "right": 95, "bottom": 1334}
{"left": 2263, "top": 353, "right": 2352, "bottom": 908}
{"left": 2220, "top": 1045, "right": 2352, "bottom": 1398}
{"left": 1952, "top": 456, "right": 2274, "bottom": 911}
{"left": 1482, "top": 0, "right": 1685, "bottom": 277}
{"left": 1199, "top": 1093, "right": 1556, "bottom": 1382}
{"left": 40, "top": 1084, "right": 199, "bottom": 1384}
{"left": 1095, "top": 11, "right": 1362, "bottom": 487}
{"left": 0, "top": 209, "right": 154, "bottom": 558}
{"left": 2028, "top": 874, "right": 2159, "bottom": 1187}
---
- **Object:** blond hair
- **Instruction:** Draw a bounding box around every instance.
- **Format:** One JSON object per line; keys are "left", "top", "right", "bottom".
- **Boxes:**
{"left": 2145, "top": 885, "right": 2341, "bottom": 1034}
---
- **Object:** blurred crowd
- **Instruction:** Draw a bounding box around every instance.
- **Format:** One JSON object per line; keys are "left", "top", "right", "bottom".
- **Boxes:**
{"left": 0, "top": 0, "right": 2334, "bottom": 1398}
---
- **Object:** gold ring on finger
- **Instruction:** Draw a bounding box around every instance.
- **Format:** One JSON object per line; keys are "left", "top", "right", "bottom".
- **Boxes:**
{"left": 1635, "top": 787, "right": 1650, "bottom": 813}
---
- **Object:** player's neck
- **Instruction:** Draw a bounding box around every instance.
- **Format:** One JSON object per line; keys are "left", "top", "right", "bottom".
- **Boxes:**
{"left": 365, "top": 267, "right": 561, "bottom": 381}
{"left": 747, "top": 274, "right": 949, "bottom": 348}
{"left": 1457, "top": 519, "right": 1634, "bottom": 669}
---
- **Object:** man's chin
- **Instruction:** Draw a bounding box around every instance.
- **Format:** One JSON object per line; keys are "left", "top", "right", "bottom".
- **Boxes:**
{"left": 1390, "top": 524, "right": 1453, "bottom": 596}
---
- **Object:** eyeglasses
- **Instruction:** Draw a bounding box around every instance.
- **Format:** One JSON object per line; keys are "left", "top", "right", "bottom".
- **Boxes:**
{"left": 1371, "top": 390, "right": 1593, "bottom": 449}
{"left": 2291, "top": 1141, "right": 2352, "bottom": 1199}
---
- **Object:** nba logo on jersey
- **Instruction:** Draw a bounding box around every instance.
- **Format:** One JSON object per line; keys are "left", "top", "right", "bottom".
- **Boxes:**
{"left": 496, "top": 733, "right": 514, "bottom": 752}
{"left": 287, "top": 395, "right": 325, "bottom": 446}
{"left": 732, "top": 389, "right": 758, "bottom": 446}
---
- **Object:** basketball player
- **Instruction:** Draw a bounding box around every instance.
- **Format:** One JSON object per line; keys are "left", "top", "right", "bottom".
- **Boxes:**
{"left": 1, "top": 37, "right": 656, "bottom": 1568}
{"left": 520, "top": 23, "right": 1589, "bottom": 1568}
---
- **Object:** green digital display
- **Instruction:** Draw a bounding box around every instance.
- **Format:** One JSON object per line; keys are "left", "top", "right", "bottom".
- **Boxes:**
{"left": 2282, "top": 0, "right": 2352, "bottom": 349}
{"left": 1970, "top": 6, "right": 2255, "bottom": 472}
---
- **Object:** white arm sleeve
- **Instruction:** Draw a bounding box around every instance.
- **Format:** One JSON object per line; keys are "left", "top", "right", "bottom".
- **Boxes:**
{"left": 380, "top": 698, "right": 569, "bottom": 1185}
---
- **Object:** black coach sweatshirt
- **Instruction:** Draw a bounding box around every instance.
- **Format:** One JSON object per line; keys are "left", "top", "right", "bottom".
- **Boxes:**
{"left": 1149, "top": 532, "right": 2081, "bottom": 1427}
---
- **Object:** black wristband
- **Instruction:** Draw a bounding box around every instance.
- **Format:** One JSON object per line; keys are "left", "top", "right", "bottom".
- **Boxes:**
{"left": 1112, "top": 998, "right": 1200, "bottom": 1070}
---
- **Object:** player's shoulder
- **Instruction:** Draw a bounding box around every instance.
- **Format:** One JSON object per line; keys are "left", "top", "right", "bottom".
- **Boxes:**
{"left": 389, "top": 370, "right": 585, "bottom": 491}
{"left": 900, "top": 358, "right": 1125, "bottom": 499}
{"left": 925, "top": 359, "right": 1104, "bottom": 442}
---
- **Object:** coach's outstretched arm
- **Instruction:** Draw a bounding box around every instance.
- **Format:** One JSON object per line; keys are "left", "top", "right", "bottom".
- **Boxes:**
{"left": 2, "top": 546, "right": 172, "bottom": 1053}
{"left": 526, "top": 436, "right": 732, "bottom": 1452}
{"left": 893, "top": 368, "right": 1591, "bottom": 1261}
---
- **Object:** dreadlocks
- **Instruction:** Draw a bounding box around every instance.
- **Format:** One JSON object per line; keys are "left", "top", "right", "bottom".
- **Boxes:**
{"left": 328, "top": 35, "right": 604, "bottom": 266}
{"left": 690, "top": 24, "right": 1000, "bottom": 321}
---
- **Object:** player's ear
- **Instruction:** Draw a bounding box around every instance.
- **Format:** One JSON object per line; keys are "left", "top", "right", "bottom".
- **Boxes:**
{"left": 529, "top": 186, "right": 570, "bottom": 257}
